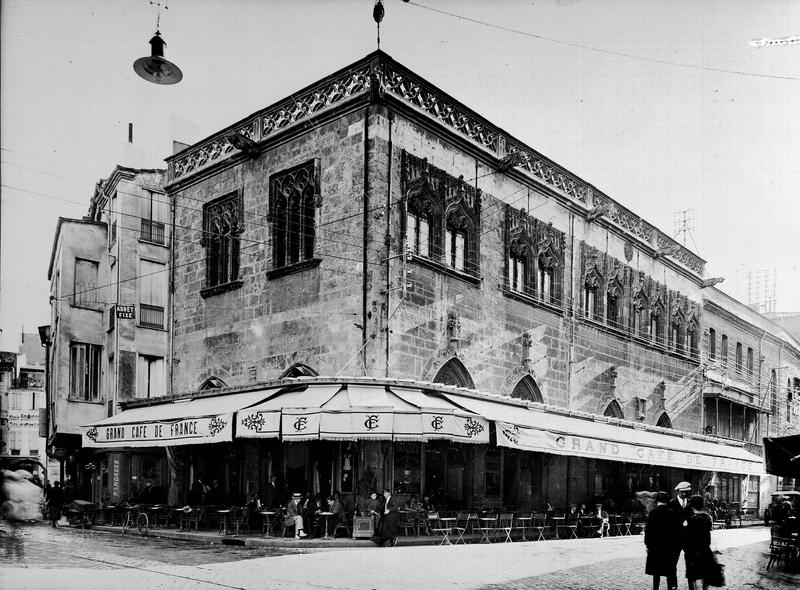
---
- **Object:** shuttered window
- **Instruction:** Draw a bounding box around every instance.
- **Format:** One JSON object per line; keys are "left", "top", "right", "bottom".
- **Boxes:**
{"left": 138, "top": 259, "right": 166, "bottom": 328}
{"left": 74, "top": 258, "right": 99, "bottom": 306}
{"left": 136, "top": 355, "right": 166, "bottom": 399}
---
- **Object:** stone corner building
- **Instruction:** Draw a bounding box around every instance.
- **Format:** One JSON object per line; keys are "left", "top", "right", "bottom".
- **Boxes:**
{"left": 82, "top": 51, "right": 800, "bottom": 513}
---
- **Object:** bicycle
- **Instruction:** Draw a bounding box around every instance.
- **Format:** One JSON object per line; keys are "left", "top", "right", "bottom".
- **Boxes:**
{"left": 121, "top": 505, "right": 149, "bottom": 535}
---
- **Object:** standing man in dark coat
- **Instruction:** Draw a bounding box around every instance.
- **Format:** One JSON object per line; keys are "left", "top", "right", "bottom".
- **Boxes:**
{"left": 264, "top": 475, "right": 279, "bottom": 508}
{"left": 645, "top": 491, "right": 682, "bottom": 590}
{"left": 668, "top": 481, "right": 692, "bottom": 521}
{"left": 372, "top": 488, "right": 400, "bottom": 547}
{"left": 46, "top": 481, "right": 64, "bottom": 528}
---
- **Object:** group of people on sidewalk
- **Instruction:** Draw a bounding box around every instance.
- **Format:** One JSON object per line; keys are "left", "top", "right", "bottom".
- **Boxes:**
{"left": 644, "top": 481, "right": 725, "bottom": 590}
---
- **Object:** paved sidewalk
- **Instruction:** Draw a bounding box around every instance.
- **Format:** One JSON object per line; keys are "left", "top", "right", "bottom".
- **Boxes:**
{"left": 2, "top": 525, "right": 785, "bottom": 590}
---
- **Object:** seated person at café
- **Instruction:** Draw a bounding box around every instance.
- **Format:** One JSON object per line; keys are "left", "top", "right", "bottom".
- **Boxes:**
{"left": 285, "top": 492, "right": 308, "bottom": 539}
{"left": 594, "top": 503, "right": 610, "bottom": 536}
{"left": 329, "top": 492, "right": 347, "bottom": 524}
{"left": 421, "top": 494, "right": 435, "bottom": 512}
{"left": 406, "top": 495, "right": 424, "bottom": 511}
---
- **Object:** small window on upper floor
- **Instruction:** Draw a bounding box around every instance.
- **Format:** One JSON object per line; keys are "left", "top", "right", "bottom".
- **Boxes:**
{"left": 508, "top": 251, "right": 527, "bottom": 294}
{"left": 407, "top": 211, "right": 431, "bottom": 259}
{"left": 69, "top": 342, "right": 102, "bottom": 401}
{"left": 584, "top": 285, "right": 598, "bottom": 320}
{"left": 721, "top": 335, "right": 729, "bottom": 367}
{"left": 141, "top": 190, "right": 169, "bottom": 245}
{"left": 444, "top": 226, "right": 467, "bottom": 272}
{"left": 746, "top": 347, "right": 754, "bottom": 378}
{"left": 708, "top": 328, "right": 716, "bottom": 360}
{"left": 73, "top": 258, "right": 99, "bottom": 307}
{"left": 735, "top": 342, "right": 743, "bottom": 374}
{"left": 136, "top": 354, "right": 165, "bottom": 399}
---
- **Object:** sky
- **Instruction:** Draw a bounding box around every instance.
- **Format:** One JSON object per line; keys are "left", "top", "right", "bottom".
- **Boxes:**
{"left": 1, "top": 0, "right": 798, "bottom": 351}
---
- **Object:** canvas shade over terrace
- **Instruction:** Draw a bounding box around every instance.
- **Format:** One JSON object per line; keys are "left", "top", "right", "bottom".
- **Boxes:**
{"left": 236, "top": 382, "right": 490, "bottom": 444}
{"left": 439, "top": 391, "right": 765, "bottom": 477}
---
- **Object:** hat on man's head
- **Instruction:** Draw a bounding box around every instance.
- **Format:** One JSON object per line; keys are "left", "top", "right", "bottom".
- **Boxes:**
{"left": 675, "top": 481, "right": 691, "bottom": 492}
{"left": 291, "top": 492, "right": 302, "bottom": 499}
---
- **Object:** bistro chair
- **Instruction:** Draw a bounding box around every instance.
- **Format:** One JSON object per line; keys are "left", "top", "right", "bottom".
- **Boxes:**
{"left": 427, "top": 512, "right": 453, "bottom": 545}
{"left": 452, "top": 512, "right": 470, "bottom": 544}
{"left": 476, "top": 513, "right": 496, "bottom": 544}
{"left": 513, "top": 512, "right": 533, "bottom": 541}
{"left": 230, "top": 507, "right": 250, "bottom": 535}
{"left": 281, "top": 518, "right": 296, "bottom": 538}
{"left": 157, "top": 506, "right": 172, "bottom": 529}
{"left": 186, "top": 506, "right": 206, "bottom": 531}
{"left": 531, "top": 513, "right": 549, "bottom": 541}
{"left": 399, "top": 511, "right": 418, "bottom": 537}
{"left": 561, "top": 512, "right": 579, "bottom": 539}
{"left": 496, "top": 513, "right": 514, "bottom": 543}
{"left": 333, "top": 516, "right": 352, "bottom": 539}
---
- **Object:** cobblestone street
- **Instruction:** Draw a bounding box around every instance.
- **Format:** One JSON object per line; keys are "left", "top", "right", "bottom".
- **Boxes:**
{"left": 1, "top": 523, "right": 797, "bottom": 589}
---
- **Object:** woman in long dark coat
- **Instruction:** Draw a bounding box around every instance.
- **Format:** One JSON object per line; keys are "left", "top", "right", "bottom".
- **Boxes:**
{"left": 645, "top": 491, "right": 682, "bottom": 590}
{"left": 684, "top": 494, "right": 716, "bottom": 590}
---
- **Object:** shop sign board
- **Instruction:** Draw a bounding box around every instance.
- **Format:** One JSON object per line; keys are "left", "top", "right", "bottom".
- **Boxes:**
{"left": 115, "top": 305, "right": 135, "bottom": 319}
{"left": 82, "top": 413, "right": 232, "bottom": 448}
{"left": 496, "top": 421, "right": 764, "bottom": 476}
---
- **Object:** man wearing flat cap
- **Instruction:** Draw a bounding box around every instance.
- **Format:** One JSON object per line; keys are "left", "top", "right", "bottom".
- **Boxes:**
{"left": 669, "top": 481, "right": 692, "bottom": 520}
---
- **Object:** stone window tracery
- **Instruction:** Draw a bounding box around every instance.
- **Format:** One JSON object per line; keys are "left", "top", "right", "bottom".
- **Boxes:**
{"left": 202, "top": 190, "right": 243, "bottom": 290}
{"left": 402, "top": 151, "right": 481, "bottom": 278}
{"left": 269, "top": 160, "right": 321, "bottom": 270}
{"left": 583, "top": 266, "right": 603, "bottom": 320}
{"left": 606, "top": 276, "right": 624, "bottom": 328}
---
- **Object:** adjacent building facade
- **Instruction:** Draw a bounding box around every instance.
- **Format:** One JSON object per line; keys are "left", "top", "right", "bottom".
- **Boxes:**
{"left": 73, "top": 52, "right": 798, "bottom": 513}
{"left": 46, "top": 166, "right": 168, "bottom": 502}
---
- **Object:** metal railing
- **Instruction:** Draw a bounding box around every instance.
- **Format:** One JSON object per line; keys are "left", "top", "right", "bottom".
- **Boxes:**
{"left": 141, "top": 219, "right": 165, "bottom": 244}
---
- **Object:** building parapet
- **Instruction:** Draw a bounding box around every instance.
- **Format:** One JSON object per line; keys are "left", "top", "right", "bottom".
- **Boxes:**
{"left": 165, "top": 51, "right": 704, "bottom": 276}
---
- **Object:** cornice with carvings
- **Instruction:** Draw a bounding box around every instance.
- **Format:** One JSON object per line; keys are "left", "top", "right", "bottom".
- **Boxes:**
{"left": 166, "top": 50, "right": 704, "bottom": 274}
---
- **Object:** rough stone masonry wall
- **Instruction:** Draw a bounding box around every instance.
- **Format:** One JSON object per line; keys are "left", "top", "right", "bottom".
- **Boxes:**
{"left": 171, "top": 110, "right": 370, "bottom": 394}
{"left": 373, "top": 109, "right": 571, "bottom": 404}
{"left": 372, "top": 107, "right": 706, "bottom": 430}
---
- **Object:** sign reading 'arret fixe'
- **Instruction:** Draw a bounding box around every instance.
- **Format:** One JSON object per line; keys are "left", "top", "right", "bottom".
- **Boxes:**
{"left": 82, "top": 413, "right": 233, "bottom": 448}
{"left": 115, "top": 305, "right": 135, "bottom": 319}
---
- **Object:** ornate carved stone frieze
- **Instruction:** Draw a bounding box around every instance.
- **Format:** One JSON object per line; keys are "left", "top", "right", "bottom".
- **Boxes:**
{"left": 591, "top": 194, "right": 654, "bottom": 243}
{"left": 402, "top": 152, "right": 480, "bottom": 218}
{"left": 168, "top": 53, "right": 704, "bottom": 280}
{"left": 656, "top": 232, "right": 704, "bottom": 273}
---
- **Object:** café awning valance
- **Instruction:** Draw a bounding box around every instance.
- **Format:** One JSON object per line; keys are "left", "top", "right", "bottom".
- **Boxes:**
{"left": 236, "top": 382, "right": 489, "bottom": 444}
{"left": 82, "top": 387, "right": 275, "bottom": 448}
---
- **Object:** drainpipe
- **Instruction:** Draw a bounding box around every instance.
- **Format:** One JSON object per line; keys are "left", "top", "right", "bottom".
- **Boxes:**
{"left": 385, "top": 111, "right": 393, "bottom": 377}
{"left": 566, "top": 213, "right": 576, "bottom": 405}
{"left": 169, "top": 189, "right": 176, "bottom": 395}
{"left": 362, "top": 106, "right": 371, "bottom": 375}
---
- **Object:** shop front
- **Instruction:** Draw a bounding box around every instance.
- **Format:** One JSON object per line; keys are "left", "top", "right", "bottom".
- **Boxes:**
{"left": 81, "top": 378, "right": 765, "bottom": 515}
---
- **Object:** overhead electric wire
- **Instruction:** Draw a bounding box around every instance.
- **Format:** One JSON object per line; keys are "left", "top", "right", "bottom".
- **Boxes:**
{"left": 405, "top": 1, "right": 800, "bottom": 82}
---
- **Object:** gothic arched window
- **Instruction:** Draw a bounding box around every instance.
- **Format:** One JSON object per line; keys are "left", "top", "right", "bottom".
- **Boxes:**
{"left": 511, "top": 375, "right": 543, "bottom": 403}
{"left": 270, "top": 160, "right": 320, "bottom": 269}
{"left": 280, "top": 363, "right": 319, "bottom": 378}
{"left": 656, "top": 412, "right": 673, "bottom": 429}
{"left": 203, "top": 190, "right": 243, "bottom": 290}
{"left": 199, "top": 376, "right": 227, "bottom": 390}
{"left": 433, "top": 358, "right": 475, "bottom": 389}
{"left": 603, "top": 399, "right": 624, "bottom": 419}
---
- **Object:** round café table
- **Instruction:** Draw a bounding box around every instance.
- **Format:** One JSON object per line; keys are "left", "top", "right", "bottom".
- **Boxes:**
{"left": 259, "top": 510, "right": 276, "bottom": 537}
{"left": 215, "top": 509, "right": 232, "bottom": 536}
{"left": 319, "top": 511, "right": 334, "bottom": 539}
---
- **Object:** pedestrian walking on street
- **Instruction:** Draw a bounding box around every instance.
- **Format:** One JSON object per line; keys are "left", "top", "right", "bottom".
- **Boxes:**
{"left": 645, "top": 491, "right": 682, "bottom": 590}
{"left": 46, "top": 481, "right": 64, "bottom": 528}
{"left": 372, "top": 488, "right": 399, "bottom": 547}
{"left": 684, "top": 494, "right": 724, "bottom": 590}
